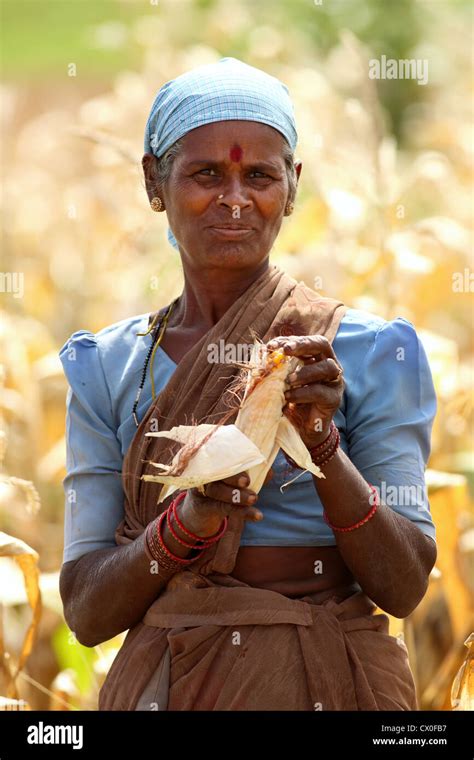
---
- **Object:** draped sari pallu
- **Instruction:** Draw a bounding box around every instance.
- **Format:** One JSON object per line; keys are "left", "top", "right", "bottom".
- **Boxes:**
{"left": 98, "top": 264, "right": 418, "bottom": 711}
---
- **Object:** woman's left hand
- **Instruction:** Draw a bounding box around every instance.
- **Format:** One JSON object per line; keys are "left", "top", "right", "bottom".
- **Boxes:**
{"left": 266, "top": 334, "right": 344, "bottom": 449}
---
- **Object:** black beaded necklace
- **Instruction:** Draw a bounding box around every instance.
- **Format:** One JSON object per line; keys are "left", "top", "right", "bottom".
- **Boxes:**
{"left": 132, "top": 297, "right": 179, "bottom": 428}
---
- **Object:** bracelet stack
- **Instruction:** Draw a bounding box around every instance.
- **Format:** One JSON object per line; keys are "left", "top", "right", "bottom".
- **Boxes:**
{"left": 144, "top": 490, "right": 228, "bottom": 574}
{"left": 307, "top": 420, "right": 340, "bottom": 467}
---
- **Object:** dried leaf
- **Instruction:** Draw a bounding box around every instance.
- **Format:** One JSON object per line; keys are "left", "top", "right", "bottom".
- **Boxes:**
{"left": 0, "top": 532, "right": 42, "bottom": 699}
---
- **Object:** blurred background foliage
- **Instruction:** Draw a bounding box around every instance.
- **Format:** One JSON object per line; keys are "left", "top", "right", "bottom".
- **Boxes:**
{"left": 0, "top": 0, "right": 472, "bottom": 710}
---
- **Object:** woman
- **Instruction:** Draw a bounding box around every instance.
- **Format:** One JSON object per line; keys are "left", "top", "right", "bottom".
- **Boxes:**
{"left": 59, "top": 58, "right": 437, "bottom": 711}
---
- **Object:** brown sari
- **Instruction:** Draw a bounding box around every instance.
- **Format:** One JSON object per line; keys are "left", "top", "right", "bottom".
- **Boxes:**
{"left": 98, "top": 264, "right": 418, "bottom": 711}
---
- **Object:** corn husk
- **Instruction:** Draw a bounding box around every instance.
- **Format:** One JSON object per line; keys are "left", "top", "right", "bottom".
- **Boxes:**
{"left": 145, "top": 424, "right": 265, "bottom": 490}
{"left": 143, "top": 343, "right": 324, "bottom": 503}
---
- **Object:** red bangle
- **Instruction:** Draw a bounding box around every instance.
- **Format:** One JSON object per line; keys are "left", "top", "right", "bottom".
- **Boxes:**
{"left": 309, "top": 420, "right": 338, "bottom": 454}
{"left": 323, "top": 484, "right": 379, "bottom": 533}
{"left": 166, "top": 508, "right": 199, "bottom": 549}
{"left": 165, "top": 492, "right": 197, "bottom": 549}
{"left": 171, "top": 491, "right": 228, "bottom": 546}
{"left": 156, "top": 512, "right": 196, "bottom": 562}
{"left": 311, "top": 427, "right": 340, "bottom": 467}
{"left": 145, "top": 511, "right": 204, "bottom": 567}
{"left": 166, "top": 505, "right": 227, "bottom": 549}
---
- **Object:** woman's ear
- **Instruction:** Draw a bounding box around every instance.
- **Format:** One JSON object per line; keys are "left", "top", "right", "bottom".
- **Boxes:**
{"left": 285, "top": 160, "right": 302, "bottom": 211}
{"left": 142, "top": 153, "right": 159, "bottom": 203}
{"left": 295, "top": 160, "right": 302, "bottom": 183}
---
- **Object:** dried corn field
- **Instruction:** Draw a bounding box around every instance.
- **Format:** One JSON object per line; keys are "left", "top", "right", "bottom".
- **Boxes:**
{"left": 0, "top": 0, "right": 473, "bottom": 711}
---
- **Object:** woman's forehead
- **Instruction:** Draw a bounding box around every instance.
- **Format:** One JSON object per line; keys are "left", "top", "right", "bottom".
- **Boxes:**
{"left": 179, "top": 120, "right": 285, "bottom": 158}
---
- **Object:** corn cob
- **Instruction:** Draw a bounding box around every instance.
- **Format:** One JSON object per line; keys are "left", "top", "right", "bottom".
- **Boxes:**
{"left": 143, "top": 342, "right": 324, "bottom": 504}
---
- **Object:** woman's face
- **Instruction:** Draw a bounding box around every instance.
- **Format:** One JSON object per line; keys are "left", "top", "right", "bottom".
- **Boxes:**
{"left": 145, "top": 120, "right": 301, "bottom": 271}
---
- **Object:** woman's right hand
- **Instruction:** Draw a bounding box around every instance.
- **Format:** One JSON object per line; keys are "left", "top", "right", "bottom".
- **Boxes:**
{"left": 180, "top": 471, "right": 263, "bottom": 538}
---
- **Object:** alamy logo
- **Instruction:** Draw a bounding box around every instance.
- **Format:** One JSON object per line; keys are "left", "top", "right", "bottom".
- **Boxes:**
{"left": 27, "top": 721, "right": 83, "bottom": 750}
{"left": 369, "top": 55, "right": 428, "bottom": 85}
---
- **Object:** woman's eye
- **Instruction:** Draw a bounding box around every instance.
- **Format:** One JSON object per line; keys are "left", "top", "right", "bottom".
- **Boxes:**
{"left": 194, "top": 169, "right": 272, "bottom": 181}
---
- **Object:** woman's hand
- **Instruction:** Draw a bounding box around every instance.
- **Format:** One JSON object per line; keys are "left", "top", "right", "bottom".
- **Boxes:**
{"left": 180, "top": 471, "right": 263, "bottom": 538}
{"left": 267, "top": 334, "right": 344, "bottom": 449}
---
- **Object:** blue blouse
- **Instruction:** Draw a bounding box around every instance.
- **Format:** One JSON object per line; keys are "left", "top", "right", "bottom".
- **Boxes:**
{"left": 59, "top": 307, "right": 437, "bottom": 564}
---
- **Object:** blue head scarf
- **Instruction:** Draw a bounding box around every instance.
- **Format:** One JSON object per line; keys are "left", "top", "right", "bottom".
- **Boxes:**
{"left": 144, "top": 57, "right": 298, "bottom": 249}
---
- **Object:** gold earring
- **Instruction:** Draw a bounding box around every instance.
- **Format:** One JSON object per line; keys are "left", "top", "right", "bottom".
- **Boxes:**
{"left": 151, "top": 196, "right": 163, "bottom": 212}
{"left": 285, "top": 201, "right": 294, "bottom": 216}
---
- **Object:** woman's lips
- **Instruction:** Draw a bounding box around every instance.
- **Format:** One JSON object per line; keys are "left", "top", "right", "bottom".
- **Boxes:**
{"left": 208, "top": 226, "right": 254, "bottom": 239}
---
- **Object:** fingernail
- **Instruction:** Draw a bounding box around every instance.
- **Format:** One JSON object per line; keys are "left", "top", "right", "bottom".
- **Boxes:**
{"left": 248, "top": 495, "right": 257, "bottom": 504}
{"left": 254, "top": 511, "right": 263, "bottom": 520}
{"left": 288, "top": 372, "right": 297, "bottom": 382}
{"left": 238, "top": 476, "right": 249, "bottom": 487}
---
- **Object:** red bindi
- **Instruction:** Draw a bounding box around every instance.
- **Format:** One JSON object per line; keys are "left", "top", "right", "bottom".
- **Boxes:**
{"left": 229, "top": 144, "right": 243, "bottom": 162}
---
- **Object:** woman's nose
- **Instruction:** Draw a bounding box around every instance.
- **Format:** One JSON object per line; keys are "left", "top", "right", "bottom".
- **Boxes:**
{"left": 217, "top": 178, "right": 253, "bottom": 211}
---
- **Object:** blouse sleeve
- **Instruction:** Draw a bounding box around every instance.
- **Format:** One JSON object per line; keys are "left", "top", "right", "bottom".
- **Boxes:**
{"left": 59, "top": 331, "right": 125, "bottom": 563}
{"left": 345, "top": 317, "right": 437, "bottom": 542}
